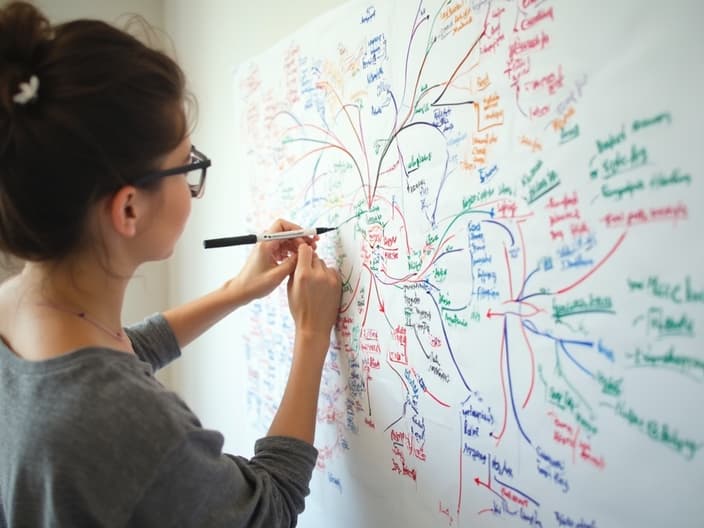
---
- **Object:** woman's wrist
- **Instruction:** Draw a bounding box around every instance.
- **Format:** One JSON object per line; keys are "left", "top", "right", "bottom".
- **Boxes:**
{"left": 294, "top": 328, "right": 331, "bottom": 347}
{"left": 221, "top": 275, "right": 252, "bottom": 309}
{"left": 292, "top": 330, "right": 330, "bottom": 366}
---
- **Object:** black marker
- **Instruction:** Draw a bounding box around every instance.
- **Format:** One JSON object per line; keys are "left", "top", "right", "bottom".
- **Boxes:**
{"left": 203, "top": 227, "right": 337, "bottom": 249}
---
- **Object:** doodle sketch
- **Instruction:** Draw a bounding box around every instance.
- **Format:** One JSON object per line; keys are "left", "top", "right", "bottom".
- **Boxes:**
{"left": 234, "top": 1, "right": 703, "bottom": 526}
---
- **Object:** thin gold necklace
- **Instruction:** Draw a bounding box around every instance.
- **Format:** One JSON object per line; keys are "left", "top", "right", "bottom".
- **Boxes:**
{"left": 38, "top": 301, "right": 127, "bottom": 342}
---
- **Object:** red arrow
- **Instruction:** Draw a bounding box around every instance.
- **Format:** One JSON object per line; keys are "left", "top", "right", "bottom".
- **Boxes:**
{"left": 487, "top": 308, "right": 501, "bottom": 318}
{"left": 371, "top": 274, "right": 385, "bottom": 313}
{"left": 474, "top": 477, "right": 492, "bottom": 490}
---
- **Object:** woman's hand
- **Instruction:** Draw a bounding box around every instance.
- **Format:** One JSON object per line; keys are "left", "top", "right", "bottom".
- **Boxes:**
{"left": 287, "top": 243, "right": 342, "bottom": 346}
{"left": 229, "top": 219, "right": 318, "bottom": 305}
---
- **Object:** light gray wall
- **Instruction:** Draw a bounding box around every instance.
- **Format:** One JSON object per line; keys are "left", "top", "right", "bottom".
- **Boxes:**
{"left": 32, "top": 0, "right": 161, "bottom": 23}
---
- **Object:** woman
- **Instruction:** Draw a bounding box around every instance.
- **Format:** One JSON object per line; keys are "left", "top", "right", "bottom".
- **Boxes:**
{"left": 0, "top": 2, "right": 341, "bottom": 526}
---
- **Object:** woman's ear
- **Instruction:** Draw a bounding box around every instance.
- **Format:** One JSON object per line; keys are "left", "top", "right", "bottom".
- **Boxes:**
{"left": 108, "top": 185, "right": 140, "bottom": 238}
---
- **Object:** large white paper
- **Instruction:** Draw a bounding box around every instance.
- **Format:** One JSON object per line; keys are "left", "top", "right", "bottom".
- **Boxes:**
{"left": 234, "top": 1, "right": 704, "bottom": 526}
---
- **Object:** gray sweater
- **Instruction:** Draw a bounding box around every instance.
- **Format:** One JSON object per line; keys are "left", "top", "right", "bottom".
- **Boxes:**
{"left": 0, "top": 314, "right": 318, "bottom": 527}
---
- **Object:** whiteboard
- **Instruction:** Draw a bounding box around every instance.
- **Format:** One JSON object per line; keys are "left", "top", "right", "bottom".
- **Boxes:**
{"left": 233, "top": 1, "right": 704, "bottom": 526}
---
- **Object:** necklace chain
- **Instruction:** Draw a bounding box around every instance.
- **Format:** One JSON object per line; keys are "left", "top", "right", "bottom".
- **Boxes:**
{"left": 38, "top": 301, "right": 127, "bottom": 342}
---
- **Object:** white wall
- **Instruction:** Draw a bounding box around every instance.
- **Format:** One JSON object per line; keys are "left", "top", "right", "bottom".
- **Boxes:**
{"left": 160, "top": 0, "right": 347, "bottom": 456}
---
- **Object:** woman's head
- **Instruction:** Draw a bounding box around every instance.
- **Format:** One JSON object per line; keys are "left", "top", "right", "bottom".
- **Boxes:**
{"left": 0, "top": 1, "right": 190, "bottom": 262}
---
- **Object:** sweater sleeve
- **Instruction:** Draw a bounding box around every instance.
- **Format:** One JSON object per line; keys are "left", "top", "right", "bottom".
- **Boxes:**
{"left": 128, "top": 431, "right": 318, "bottom": 528}
{"left": 124, "top": 313, "right": 181, "bottom": 371}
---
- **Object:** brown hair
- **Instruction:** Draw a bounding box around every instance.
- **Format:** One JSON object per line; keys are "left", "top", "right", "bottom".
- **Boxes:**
{"left": 0, "top": 1, "right": 189, "bottom": 261}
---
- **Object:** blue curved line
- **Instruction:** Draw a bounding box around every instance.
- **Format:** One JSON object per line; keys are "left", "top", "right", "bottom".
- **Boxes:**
{"left": 400, "top": 0, "right": 425, "bottom": 106}
{"left": 387, "top": 89, "right": 400, "bottom": 130}
{"left": 493, "top": 476, "right": 540, "bottom": 507}
{"left": 522, "top": 320, "right": 592, "bottom": 347}
{"left": 431, "top": 149, "right": 451, "bottom": 225}
{"left": 427, "top": 290, "right": 472, "bottom": 392}
{"left": 519, "top": 291, "right": 553, "bottom": 302}
{"left": 522, "top": 320, "right": 594, "bottom": 377}
{"left": 559, "top": 341, "right": 594, "bottom": 378}
{"left": 517, "top": 266, "right": 540, "bottom": 300}
{"left": 482, "top": 219, "right": 515, "bottom": 246}
{"left": 432, "top": 248, "right": 464, "bottom": 267}
{"left": 504, "top": 319, "right": 532, "bottom": 446}
{"left": 422, "top": 279, "right": 440, "bottom": 292}
{"left": 442, "top": 304, "right": 468, "bottom": 313}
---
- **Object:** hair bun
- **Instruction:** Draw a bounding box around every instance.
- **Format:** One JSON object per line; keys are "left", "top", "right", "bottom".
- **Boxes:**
{"left": 0, "top": 2, "right": 52, "bottom": 113}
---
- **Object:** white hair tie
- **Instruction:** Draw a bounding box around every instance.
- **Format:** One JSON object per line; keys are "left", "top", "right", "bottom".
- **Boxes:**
{"left": 13, "top": 75, "right": 40, "bottom": 105}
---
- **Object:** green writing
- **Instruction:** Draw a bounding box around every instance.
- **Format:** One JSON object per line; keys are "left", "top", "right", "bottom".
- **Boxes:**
{"left": 539, "top": 366, "right": 597, "bottom": 434}
{"left": 590, "top": 144, "right": 648, "bottom": 180}
{"left": 575, "top": 412, "right": 597, "bottom": 436}
{"left": 627, "top": 275, "right": 704, "bottom": 305}
{"left": 632, "top": 112, "right": 672, "bottom": 132}
{"left": 596, "top": 371, "right": 622, "bottom": 396}
{"left": 373, "top": 138, "right": 389, "bottom": 155}
{"left": 444, "top": 312, "right": 468, "bottom": 327}
{"left": 650, "top": 168, "right": 691, "bottom": 189}
{"left": 560, "top": 123, "right": 579, "bottom": 144}
{"left": 612, "top": 402, "right": 702, "bottom": 460}
{"left": 414, "top": 103, "right": 430, "bottom": 115}
{"left": 498, "top": 183, "right": 514, "bottom": 196}
{"left": 596, "top": 126, "right": 626, "bottom": 154}
{"left": 553, "top": 295, "right": 614, "bottom": 320}
{"left": 407, "top": 251, "right": 422, "bottom": 272}
{"left": 433, "top": 267, "right": 448, "bottom": 281}
{"left": 527, "top": 169, "right": 560, "bottom": 205}
{"left": 367, "top": 213, "right": 383, "bottom": 226}
{"left": 521, "top": 159, "right": 543, "bottom": 186}
{"left": 407, "top": 152, "right": 432, "bottom": 171}
{"left": 631, "top": 346, "right": 704, "bottom": 378}
{"left": 634, "top": 307, "right": 695, "bottom": 338}
{"left": 462, "top": 187, "right": 495, "bottom": 210}
{"left": 355, "top": 201, "right": 380, "bottom": 216}
{"left": 601, "top": 179, "right": 644, "bottom": 200}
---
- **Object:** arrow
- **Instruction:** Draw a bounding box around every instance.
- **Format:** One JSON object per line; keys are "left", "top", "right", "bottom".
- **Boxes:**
{"left": 487, "top": 308, "right": 502, "bottom": 319}
{"left": 474, "top": 477, "right": 492, "bottom": 490}
{"left": 371, "top": 274, "right": 385, "bottom": 313}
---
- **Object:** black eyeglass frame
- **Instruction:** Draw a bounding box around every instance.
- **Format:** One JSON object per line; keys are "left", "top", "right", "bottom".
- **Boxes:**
{"left": 134, "top": 146, "right": 211, "bottom": 198}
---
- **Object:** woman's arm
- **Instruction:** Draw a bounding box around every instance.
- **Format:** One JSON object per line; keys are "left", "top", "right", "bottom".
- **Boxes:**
{"left": 267, "top": 244, "right": 341, "bottom": 444}
{"left": 161, "top": 278, "right": 250, "bottom": 349}
{"left": 162, "top": 219, "right": 317, "bottom": 348}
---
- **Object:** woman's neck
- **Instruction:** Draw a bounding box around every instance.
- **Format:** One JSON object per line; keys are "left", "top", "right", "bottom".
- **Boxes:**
{"left": 23, "top": 256, "right": 132, "bottom": 326}
{"left": 0, "top": 253, "right": 137, "bottom": 360}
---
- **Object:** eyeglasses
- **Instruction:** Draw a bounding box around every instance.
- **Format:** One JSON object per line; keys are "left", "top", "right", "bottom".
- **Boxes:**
{"left": 135, "top": 146, "right": 211, "bottom": 198}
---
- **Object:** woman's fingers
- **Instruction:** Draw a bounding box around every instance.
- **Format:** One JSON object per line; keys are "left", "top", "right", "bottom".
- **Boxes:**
{"left": 296, "top": 243, "right": 313, "bottom": 271}
{"left": 288, "top": 243, "right": 341, "bottom": 335}
{"left": 267, "top": 218, "right": 317, "bottom": 259}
